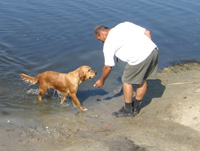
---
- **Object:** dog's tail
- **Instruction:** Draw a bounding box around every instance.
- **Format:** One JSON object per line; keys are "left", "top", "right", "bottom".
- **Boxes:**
{"left": 20, "top": 73, "right": 38, "bottom": 85}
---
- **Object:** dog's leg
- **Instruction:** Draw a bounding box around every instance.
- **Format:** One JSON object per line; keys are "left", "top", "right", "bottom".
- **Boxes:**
{"left": 69, "top": 93, "right": 88, "bottom": 111}
{"left": 38, "top": 87, "right": 47, "bottom": 101}
{"left": 60, "top": 95, "right": 67, "bottom": 104}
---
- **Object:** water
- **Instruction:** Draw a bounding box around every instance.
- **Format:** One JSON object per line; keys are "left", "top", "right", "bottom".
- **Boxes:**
{"left": 0, "top": 0, "right": 199, "bottom": 120}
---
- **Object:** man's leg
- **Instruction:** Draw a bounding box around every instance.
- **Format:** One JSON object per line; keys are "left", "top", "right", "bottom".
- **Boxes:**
{"left": 123, "top": 82, "right": 133, "bottom": 103}
{"left": 112, "top": 82, "right": 134, "bottom": 117}
{"left": 136, "top": 80, "right": 147, "bottom": 100}
{"left": 123, "top": 82, "right": 134, "bottom": 110}
{"left": 133, "top": 80, "right": 147, "bottom": 115}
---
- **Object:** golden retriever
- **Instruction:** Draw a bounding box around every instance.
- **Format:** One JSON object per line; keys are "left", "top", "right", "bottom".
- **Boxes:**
{"left": 20, "top": 65, "right": 96, "bottom": 111}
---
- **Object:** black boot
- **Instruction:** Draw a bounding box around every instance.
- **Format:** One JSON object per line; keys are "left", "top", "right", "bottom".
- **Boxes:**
{"left": 112, "top": 106, "right": 134, "bottom": 117}
{"left": 133, "top": 99, "right": 141, "bottom": 116}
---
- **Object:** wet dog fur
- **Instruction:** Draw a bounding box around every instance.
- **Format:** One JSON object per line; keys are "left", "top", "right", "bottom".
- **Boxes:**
{"left": 20, "top": 65, "right": 96, "bottom": 111}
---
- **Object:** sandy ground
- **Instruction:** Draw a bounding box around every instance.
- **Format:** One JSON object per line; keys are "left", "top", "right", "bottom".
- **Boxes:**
{"left": 1, "top": 62, "right": 200, "bottom": 151}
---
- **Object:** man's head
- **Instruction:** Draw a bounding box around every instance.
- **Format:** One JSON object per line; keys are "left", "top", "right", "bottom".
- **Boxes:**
{"left": 94, "top": 25, "right": 110, "bottom": 43}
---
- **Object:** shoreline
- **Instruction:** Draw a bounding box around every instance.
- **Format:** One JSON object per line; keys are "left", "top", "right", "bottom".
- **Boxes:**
{"left": 1, "top": 62, "right": 200, "bottom": 151}
{"left": 161, "top": 60, "right": 200, "bottom": 73}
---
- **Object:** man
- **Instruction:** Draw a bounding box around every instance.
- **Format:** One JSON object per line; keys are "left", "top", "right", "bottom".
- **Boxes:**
{"left": 94, "top": 21, "right": 158, "bottom": 118}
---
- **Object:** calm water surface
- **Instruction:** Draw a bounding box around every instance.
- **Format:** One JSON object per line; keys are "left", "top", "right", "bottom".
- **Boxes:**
{"left": 0, "top": 0, "right": 199, "bottom": 121}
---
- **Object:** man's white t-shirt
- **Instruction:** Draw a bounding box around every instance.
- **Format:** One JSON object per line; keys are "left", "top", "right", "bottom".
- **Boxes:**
{"left": 103, "top": 22, "right": 157, "bottom": 66}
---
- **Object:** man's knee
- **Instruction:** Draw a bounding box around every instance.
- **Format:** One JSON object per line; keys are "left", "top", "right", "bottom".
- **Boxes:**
{"left": 138, "top": 80, "right": 147, "bottom": 87}
{"left": 136, "top": 80, "right": 147, "bottom": 100}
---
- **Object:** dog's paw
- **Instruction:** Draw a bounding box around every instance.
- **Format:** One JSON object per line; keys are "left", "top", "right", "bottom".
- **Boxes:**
{"left": 81, "top": 107, "right": 88, "bottom": 111}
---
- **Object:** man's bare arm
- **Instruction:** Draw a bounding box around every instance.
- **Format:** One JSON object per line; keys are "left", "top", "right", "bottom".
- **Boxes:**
{"left": 144, "top": 29, "right": 152, "bottom": 40}
{"left": 94, "top": 65, "right": 112, "bottom": 88}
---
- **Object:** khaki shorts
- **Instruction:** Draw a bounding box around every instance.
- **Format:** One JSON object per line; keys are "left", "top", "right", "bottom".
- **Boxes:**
{"left": 122, "top": 48, "right": 158, "bottom": 84}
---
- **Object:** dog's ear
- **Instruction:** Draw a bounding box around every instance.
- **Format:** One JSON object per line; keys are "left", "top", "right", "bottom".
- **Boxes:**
{"left": 79, "top": 72, "right": 86, "bottom": 81}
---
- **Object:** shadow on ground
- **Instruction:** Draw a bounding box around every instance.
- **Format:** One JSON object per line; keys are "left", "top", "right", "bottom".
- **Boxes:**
{"left": 140, "top": 79, "right": 165, "bottom": 109}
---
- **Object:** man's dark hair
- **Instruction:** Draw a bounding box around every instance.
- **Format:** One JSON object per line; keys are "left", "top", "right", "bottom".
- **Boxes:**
{"left": 94, "top": 25, "right": 109, "bottom": 36}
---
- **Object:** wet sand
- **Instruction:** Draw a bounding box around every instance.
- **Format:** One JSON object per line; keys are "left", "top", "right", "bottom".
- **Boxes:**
{"left": 1, "top": 62, "right": 200, "bottom": 151}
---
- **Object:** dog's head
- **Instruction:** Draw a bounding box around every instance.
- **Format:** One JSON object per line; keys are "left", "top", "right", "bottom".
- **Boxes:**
{"left": 79, "top": 66, "right": 97, "bottom": 81}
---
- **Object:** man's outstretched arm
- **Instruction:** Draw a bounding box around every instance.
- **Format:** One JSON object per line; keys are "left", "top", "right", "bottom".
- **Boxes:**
{"left": 94, "top": 65, "right": 112, "bottom": 88}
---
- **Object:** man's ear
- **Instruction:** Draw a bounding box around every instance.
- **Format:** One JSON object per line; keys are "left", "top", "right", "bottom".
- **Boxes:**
{"left": 99, "top": 31, "right": 105, "bottom": 37}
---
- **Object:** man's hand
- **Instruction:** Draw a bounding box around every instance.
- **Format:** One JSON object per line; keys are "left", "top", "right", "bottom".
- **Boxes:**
{"left": 94, "top": 79, "right": 104, "bottom": 88}
{"left": 93, "top": 65, "right": 112, "bottom": 88}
